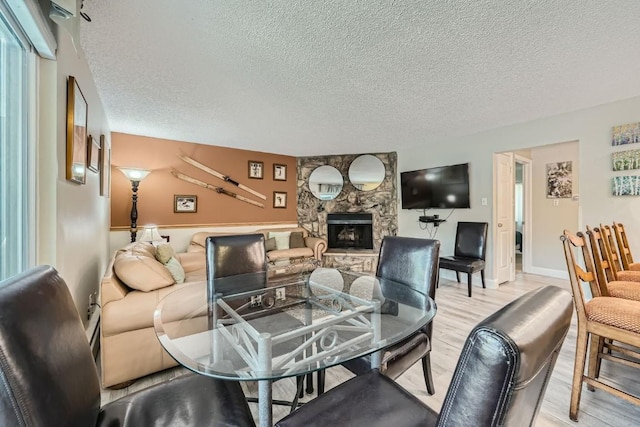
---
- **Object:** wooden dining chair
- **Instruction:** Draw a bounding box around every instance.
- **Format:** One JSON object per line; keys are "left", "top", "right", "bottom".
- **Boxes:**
{"left": 275, "top": 286, "right": 572, "bottom": 427}
{"left": 561, "top": 230, "right": 640, "bottom": 421}
{"left": 584, "top": 227, "right": 640, "bottom": 301}
{"left": 599, "top": 224, "right": 640, "bottom": 282}
{"left": 613, "top": 222, "right": 640, "bottom": 271}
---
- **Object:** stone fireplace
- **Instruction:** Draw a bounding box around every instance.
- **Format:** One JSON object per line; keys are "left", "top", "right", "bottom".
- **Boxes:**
{"left": 327, "top": 213, "right": 373, "bottom": 250}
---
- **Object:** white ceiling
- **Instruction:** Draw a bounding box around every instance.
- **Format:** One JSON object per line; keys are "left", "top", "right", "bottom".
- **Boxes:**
{"left": 80, "top": 1, "right": 640, "bottom": 157}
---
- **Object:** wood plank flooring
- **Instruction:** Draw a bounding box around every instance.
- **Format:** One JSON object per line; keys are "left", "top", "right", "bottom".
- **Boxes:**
{"left": 101, "top": 272, "right": 640, "bottom": 426}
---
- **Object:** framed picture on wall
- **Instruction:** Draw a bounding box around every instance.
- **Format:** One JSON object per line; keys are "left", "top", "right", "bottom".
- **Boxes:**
{"left": 273, "top": 164, "right": 287, "bottom": 181}
{"left": 248, "top": 161, "right": 264, "bottom": 179}
{"left": 273, "top": 191, "right": 287, "bottom": 208}
{"left": 174, "top": 195, "right": 198, "bottom": 213}
{"left": 99, "top": 135, "right": 110, "bottom": 197}
{"left": 87, "top": 135, "right": 100, "bottom": 173}
{"left": 66, "top": 76, "right": 88, "bottom": 184}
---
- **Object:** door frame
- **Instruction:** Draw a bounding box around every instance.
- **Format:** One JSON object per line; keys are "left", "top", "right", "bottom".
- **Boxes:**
{"left": 514, "top": 154, "right": 532, "bottom": 273}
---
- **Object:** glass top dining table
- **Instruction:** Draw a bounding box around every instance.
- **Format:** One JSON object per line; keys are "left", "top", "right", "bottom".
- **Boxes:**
{"left": 154, "top": 267, "right": 437, "bottom": 427}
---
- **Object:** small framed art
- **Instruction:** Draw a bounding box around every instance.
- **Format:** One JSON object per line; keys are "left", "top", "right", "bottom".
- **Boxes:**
{"left": 66, "top": 76, "right": 88, "bottom": 184}
{"left": 273, "top": 191, "right": 287, "bottom": 208}
{"left": 99, "top": 135, "right": 110, "bottom": 197}
{"left": 273, "top": 163, "right": 287, "bottom": 181}
{"left": 174, "top": 195, "right": 197, "bottom": 213}
{"left": 87, "top": 135, "right": 100, "bottom": 173}
{"left": 249, "top": 161, "right": 264, "bottom": 179}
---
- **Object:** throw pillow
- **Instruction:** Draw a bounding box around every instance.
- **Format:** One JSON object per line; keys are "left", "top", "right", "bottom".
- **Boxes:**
{"left": 113, "top": 253, "right": 175, "bottom": 292}
{"left": 164, "top": 257, "right": 185, "bottom": 284}
{"left": 268, "top": 231, "right": 291, "bottom": 250}
{"left": 289, "top": 232, "right": 305, "bottom": 249}
{"left": 265, "top": 237, "right": 277, "bottom": 252}
{"left": 155, "top": 243, "right": 176, "bottom": 264}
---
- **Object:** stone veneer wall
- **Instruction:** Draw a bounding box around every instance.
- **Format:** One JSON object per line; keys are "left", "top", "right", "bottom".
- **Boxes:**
{"left": 297, "top": 152, "right": 398, "bottom": 252}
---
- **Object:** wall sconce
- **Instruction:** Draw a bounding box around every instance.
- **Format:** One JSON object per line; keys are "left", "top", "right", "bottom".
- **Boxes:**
{"left": 139, "top": 224, "right": 164, "bottom": 244}
{"left": 118, "top": 167, "right": 151, "bottom": 243}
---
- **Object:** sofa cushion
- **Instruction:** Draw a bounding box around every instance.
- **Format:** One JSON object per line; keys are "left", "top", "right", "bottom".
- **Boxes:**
{"left": 155, "top": 243, "right": 176, "bottom": 264}
{"left": 290, "top": 232, "right": 305, "bottom": 249}
{"left": 269, "top": 231, "right": 291, "bottom": 250}
{"left": 267, "top": 247, "right": 314, "bottom": 261}
{"left": 165, "top": 257, "right": 185, "bottom": 284}
{"left": 266, "top": 237, "right": 277, "bottom": 252}
{"left": 113, "top": 252, "right": 175, "bottom": 292}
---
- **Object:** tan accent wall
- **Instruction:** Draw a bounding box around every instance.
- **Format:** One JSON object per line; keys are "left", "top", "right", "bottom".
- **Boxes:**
{"left": 111, "top": 133, "right": 297, "bottom": 228}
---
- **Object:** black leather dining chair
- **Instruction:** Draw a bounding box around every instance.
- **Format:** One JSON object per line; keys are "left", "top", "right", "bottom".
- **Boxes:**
{"left": 275, "top": 285, "right": 573, "bottom": 427}
{"left": 317, "top": 236, "right": 440, "bottom": 396}
{"left": 0, "top": 266, "right": 256, "bottom": 427}
{"left": 206, "top": 233, "right": 305, "bottom": 411}
{"left": 439, "top": 221, "right": 488, "bottom": 297}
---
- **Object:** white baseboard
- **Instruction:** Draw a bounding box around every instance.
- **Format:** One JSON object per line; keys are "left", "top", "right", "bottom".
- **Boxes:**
{"left": 525, "top": 267, "right": 569, "bottom": 280}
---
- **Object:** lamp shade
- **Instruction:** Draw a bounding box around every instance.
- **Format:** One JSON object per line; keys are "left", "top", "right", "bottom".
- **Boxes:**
{"left": 139, "top": 225, "right": 163, "bottom": 243}
{"left": 119, "top": 167, "right": 150, "bottom": 182}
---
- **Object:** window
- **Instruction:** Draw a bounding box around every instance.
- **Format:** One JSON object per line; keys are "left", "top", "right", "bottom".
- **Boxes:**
{"left": 0, "top": 7, "right": 33, "bottom": 280}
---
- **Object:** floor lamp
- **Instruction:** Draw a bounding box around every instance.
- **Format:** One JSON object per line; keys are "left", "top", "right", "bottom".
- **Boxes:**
{"left": 118, "top": 167, "right": 151, "bottom": 243}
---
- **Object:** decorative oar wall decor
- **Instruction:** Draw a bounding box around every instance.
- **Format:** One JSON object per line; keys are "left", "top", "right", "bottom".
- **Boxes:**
{"left": 171, "top": 169, "right": 265, "bottom": 208}
{"left": 178, "top": 153, "right": 267, "bottom": 200}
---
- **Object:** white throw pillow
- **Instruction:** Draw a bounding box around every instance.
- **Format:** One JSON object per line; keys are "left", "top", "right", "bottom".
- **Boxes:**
{"left": 268, "top": 231, "right": 291, "bottom": 250}
{"left": 165, "top": 257, "right": 185, "bottom": 284}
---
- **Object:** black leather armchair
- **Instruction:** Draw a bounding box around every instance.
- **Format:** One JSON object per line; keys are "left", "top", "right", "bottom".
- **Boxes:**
{"left": 439, "top": 221, "right": 488, "bottom": 297}
{"left": 338, "top": 236, "right": 440, "bottom": 395}
{"left": 0, "top": 266, "right": 256, "bottom": 427}
{"left": 275, "top": 285, "right": 573, "bottom": 427}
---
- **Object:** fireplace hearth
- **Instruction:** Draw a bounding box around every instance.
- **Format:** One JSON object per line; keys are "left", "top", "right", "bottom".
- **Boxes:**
{"left": 327, "top": 213, "right": 373, "bottom": 250}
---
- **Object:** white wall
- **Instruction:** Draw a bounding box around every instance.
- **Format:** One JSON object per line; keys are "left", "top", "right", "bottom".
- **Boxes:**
{"left": 530, "top": 141, "right": 579, "bottom": 274}
{"left": 38, "top": 26, "right": 111, "bottom": 325}
{"left": 398, "top": 95, "right": 640, "bottom": 285}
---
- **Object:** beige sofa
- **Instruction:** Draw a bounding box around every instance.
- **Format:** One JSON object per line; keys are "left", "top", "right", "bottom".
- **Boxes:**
{"left": 188, "top": 227, "right": 328, "bottom": 277}
{"left": 100, "top": 242, "right": 206, "bottom": 388}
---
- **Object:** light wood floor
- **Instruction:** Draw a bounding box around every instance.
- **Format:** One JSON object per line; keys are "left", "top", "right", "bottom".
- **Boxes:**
{"left": 101, "top": 273, "right": 640, "bottom": 426}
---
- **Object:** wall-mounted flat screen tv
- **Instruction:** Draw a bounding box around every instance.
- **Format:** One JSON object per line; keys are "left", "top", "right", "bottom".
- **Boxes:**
{"left": 401, "top": 163, "right": 470, "bottom": 209}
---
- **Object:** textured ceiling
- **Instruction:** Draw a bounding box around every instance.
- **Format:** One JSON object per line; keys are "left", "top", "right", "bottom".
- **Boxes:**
{"left": 80, "top": 1, "right": 640, "bottom": 156}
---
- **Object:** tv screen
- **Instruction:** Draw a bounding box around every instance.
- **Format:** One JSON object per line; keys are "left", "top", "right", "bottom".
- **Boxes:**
{"left": 401, "top": 163, "right": 470, "bottom": 209}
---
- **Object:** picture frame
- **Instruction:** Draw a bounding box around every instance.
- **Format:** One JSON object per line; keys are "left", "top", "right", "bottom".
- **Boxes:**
{"left": 66, "top": 76, "right": 88, "bottom": 184}
{"left": 248, "top": 160, "right": 264, "bottom": 179}
{"left": 546, "top": 161, "right": 572, "bottom": 199}
{"left": 99, "top": 135, "right": 110, "bottom": 197}
{"left": 174, "top": 195, "right": 198, "bottom": 213}
{"left": 273, "top": 163, "right": 287, "bottom": 181}
{"left": 87, "top": 135, "right": 100, "bottom": 173}
{"left": 273, "top": 191, "right": 287, "bottom": 208}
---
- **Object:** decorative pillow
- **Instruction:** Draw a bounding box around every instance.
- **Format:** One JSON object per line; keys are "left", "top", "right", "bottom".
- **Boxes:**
{"left": 268, "top": 231, "right": 291, "bottom": 250}
{"left": 155, "top": 243, "right": 176, "bottom": 264}
{"left": 265, "top": 237, "right": 277, "bottom": 252}
{"left": 164, "top": 257, "right": 185, "bottom": 284}
{"left": 113, "top": 253, "right": 175, "bottom": 292}
{"left": 289, "top": 232, "right": 305, "bottom": 249}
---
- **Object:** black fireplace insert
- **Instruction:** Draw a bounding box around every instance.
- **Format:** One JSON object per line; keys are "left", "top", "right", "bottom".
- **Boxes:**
{"left": 327, "top": 213, "right": 373, "bottom": 250}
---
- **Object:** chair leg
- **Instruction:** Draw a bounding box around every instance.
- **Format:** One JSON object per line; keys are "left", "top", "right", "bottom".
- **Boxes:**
{"left": 570, "top": 326, "right": 589, "bottom": 421}
{"left": 317, "top": 369, "right": 325, "bottom": 396}
{"left": 422, "top": 354, "right": 435, "bottom": 396}
{"left": 480, "top": 269, "right": 486, "bottom": 288}
{"left": 455, "top": 271, "right": 460, "bottom": 283}
{"left": 305, "top": 372, "right": 314, "bottom": 394}
{"left": 467, "top": 273, "right": 472, "bottom": 297}
{"left": 290, "top": 376, "right": 305, "bottom": 413}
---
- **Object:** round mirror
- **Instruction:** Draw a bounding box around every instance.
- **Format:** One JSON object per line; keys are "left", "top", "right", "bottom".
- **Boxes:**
{"left": 348, "top": 154, "right": 385, "bottom": 191}
{"left": 309, "top": 165, "right": 343, "bottom": 200}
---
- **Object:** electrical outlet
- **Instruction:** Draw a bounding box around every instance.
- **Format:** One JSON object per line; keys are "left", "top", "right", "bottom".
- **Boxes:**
{"left": 250, "top": 295, "right": 262, "bottom": 307}
{"left": 275, "top": 287, "right": 286, "bottom": 301}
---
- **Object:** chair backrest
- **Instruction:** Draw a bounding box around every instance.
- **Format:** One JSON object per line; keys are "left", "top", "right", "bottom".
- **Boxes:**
{"left": 561, "top": 230, "right": 599, "bottom": 317}
{"left": 585, "top": 227, "right": 616, "bottom": 296}
{"left": 0, "top": 266, "right": 101, "bottom": 426}
{"left": 437, "top": 285, "right": 572, "bottom": 427}
{"left": 454, "top": 222, "right": 488, "bottom": 260}
{"left": 376, "top": 236, "right": 440, "bottom": 301}
{"left": 600, "top": 224, "right": 624, "bottom": 272}
{"left": 206, "top": 233, "right": 267, "bottom": 296}
{"left": 613, "top": 222, "right": 634, "bottom": 269}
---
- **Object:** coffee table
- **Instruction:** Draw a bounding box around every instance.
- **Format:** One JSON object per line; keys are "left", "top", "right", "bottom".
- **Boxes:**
{"left": 154, "top": 268, "right": 436, "bottom": 427}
